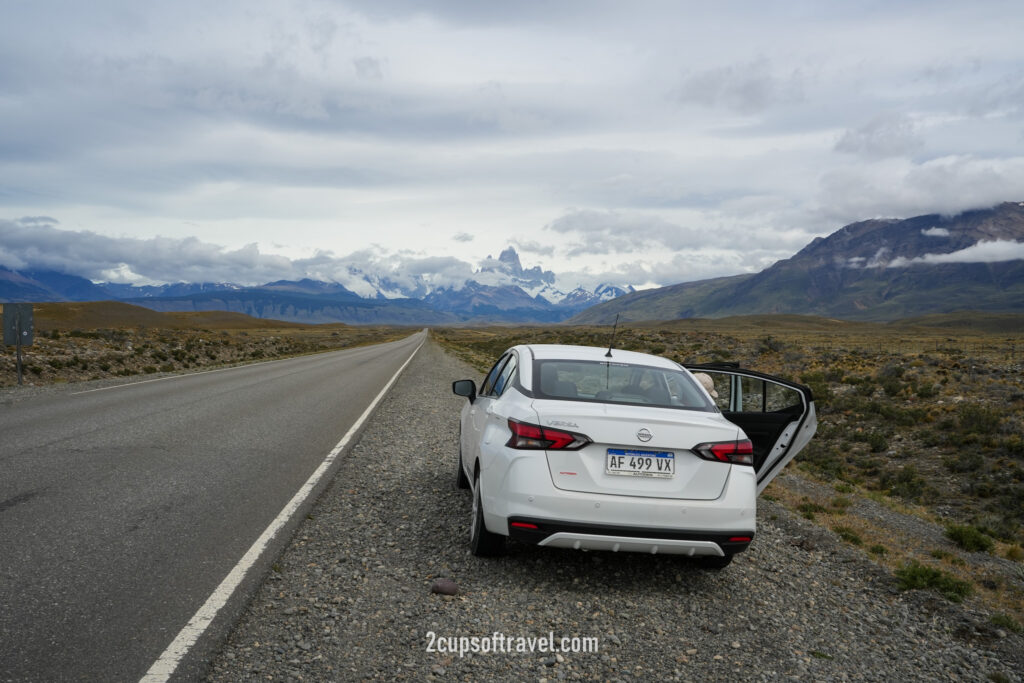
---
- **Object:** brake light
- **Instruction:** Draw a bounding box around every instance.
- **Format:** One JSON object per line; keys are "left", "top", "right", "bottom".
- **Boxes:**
{"left": 506, "top": 419, "right": 592, "bottom": 450}
{"left": 693, "top": 439, "right": 754, "bottom": 465}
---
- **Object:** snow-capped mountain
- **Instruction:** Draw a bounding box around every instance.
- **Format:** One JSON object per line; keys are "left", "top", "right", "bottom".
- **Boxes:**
{"left": 287, "top": 246, "right": 634, "bottom": 315}
{"left": 415, "top": 247, "right": 634, "bottom": 318}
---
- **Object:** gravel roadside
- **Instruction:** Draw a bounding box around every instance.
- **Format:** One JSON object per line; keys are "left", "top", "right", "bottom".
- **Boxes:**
{"left": 204, "top": 339, "right": 1023, "bottom": 682}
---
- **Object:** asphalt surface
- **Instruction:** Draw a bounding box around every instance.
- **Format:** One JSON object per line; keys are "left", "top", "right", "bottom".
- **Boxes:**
{"left": 0, "top": 331, "right": 424, "bottom": 682}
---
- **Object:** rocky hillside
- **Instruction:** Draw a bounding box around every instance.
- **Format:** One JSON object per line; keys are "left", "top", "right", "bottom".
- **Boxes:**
{"left": 572, "top": 202, "right": 1024, "bottom": 324}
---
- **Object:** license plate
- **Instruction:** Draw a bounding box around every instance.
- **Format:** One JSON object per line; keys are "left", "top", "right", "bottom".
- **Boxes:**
{"left": 606, "top": 449, "right": 675, "bottom": 478}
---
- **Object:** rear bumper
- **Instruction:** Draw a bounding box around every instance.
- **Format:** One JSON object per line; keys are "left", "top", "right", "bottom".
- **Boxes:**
{"left": 507, "top": 517, "right": 753, "bottom": 556}
{"left": 479, "top": 452, "right": 757, "bottom": 556}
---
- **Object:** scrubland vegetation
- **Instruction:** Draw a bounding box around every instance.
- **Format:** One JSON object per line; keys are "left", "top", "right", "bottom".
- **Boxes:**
{"left": 434, "top": 316, "right": 1024, "bottom": 623}
{"left": 0, "top": 302, "right": 409, "bottom": 387}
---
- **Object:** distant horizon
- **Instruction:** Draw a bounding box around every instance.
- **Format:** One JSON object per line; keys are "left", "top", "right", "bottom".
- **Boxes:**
{"left": 4, "top": 201, "right": 1024, "bottom": 303}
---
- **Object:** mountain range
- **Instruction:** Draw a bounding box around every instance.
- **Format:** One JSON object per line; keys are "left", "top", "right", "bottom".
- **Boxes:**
{"left": 0, "top": 247, "right": 633, "bottom": 325}
{"left": 3, "top": 202, "right": 1023, "bottom": 325}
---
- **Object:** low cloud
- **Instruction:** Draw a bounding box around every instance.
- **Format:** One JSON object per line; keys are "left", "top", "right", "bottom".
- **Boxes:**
{"left": 512, "top": 240, "right": 555, "bottom": 257}
{"left": 889, "top": 239, "right": 1024, "bottom": 267}
{"left": 816, "top": 155, "right": 1024, "bottom": 225}
{"left": 921, "top": 227, "right": 950, "bottom": 237}
{"left": 845, "top": 247, "right": 893, "bottom": 269}
{"left": 0, "top": 219, "right": 300, "bottom": 285}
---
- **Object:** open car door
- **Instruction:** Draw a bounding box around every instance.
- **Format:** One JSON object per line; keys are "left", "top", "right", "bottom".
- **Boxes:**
{"left": 684, "top": 363, "right": 817, "bottom": 495}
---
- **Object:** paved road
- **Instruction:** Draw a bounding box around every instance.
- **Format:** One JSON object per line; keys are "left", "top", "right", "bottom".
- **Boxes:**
{"left": 0, "top": 331, "right": 424, "bottom": 682}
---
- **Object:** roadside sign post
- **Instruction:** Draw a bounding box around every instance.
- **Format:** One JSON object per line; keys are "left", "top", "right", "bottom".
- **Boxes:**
{"left": 3, "top": 303, "right": 34, "bottom": 386}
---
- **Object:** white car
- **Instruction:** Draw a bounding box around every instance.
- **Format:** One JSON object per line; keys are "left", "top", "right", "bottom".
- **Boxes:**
{"left": 452, "top": 344, "right": 816, "bottom": 568}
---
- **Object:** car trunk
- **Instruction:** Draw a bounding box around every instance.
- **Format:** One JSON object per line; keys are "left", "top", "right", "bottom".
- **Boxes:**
{"left": 534, "top": 399, "right": 742, "bottom": 501}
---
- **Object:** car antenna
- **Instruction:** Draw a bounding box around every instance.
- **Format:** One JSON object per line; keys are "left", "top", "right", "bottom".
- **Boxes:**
{"left": 605, "top": 314, "right": 619, "bottom": 358}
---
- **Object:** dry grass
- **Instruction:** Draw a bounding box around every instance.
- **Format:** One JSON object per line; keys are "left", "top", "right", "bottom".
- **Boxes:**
{"left": 1, "top": 302, "right": 409, "bottom": 386}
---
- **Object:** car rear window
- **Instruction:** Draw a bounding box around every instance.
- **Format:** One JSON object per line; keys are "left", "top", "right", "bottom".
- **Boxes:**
{"left": 533, "top": 359, "right": 715, "bottom": 412}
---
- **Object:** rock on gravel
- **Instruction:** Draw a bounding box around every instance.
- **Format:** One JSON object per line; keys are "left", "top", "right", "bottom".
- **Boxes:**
{"left": 204, "top": 339, "right": 1023, "bottom": 682}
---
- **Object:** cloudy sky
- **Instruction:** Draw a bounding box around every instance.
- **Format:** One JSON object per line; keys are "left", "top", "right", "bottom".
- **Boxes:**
{"left": 2, "top": 0, "right": 1023, "bottom": 291}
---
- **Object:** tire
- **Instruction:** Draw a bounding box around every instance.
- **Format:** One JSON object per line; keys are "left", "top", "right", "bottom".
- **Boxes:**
{"left": 469, "top": 472, "right": 505, "bottom": 557}
{"left": 455, "top": 445, "right": 470, "bottom": 489}
{"left": 697, "top": 554, "right": 733, "bottom": 570}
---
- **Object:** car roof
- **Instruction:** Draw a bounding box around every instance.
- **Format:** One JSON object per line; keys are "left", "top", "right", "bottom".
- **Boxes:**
{"left": 520, "top": 344, "right": 680, "bottom": 369}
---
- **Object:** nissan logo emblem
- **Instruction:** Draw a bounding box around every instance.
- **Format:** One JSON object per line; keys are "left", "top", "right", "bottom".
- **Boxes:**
{"left": 636, "top": 428, "right": 652, "bottom": 442}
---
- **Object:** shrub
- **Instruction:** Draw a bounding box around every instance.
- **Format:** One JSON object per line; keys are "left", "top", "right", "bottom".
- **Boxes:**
{"left": 1000, "top": 435, "right": 1024, "bottom": 458}
{"left": 799, "top": 445, "right": 846, "bottom": 480}
{"left": 894, "top": 561, "right": 973, "bottom": 602}
{"left": 990, "top": 613, "right": 1023, "bottom": 634}
{"left": 797, "top": 501, "right": 827, "bottom": 520}
{"left": 959, "top": 404, "right": 1001, "bottom": 435}
{"left": 944, "top": 451, "right": 984, "bottom": 473}
{"left": 973, "top": 512, "right": 1020, "bottom": 543}
{"left": 830, "top": 496, "right": 852, "bottom": 513}
{"left": 881, "top": 466, "right": 933, "bottom": 503}
{"left": 881, "top": 377, "right": 903, "bottom": 397}
{"left": 945, "top": 524, "right": 994, "bottom": 553}
{"left": 867, "top": 432, "right": 888, "bottom": 453}
{"left": 834, "top": 526, "right": 863, "bottom": 545}
{"left": 868, "top": 544, "right": 888, "bottom": 556}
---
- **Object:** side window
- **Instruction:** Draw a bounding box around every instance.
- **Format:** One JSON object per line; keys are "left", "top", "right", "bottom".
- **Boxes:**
{"left": 481, "top": 355, "right": 510, "bottom": 396}
{"left": 766, "top": 381, "right": 803, "bottom": 413}
{"left": 740, "top": 377, "right": 765, "bottom": 412}
{"left": 738, "top": 376, "right": 802, "bottom": 414}
{"left": 492, "top": 354, "right": 518, "bottom": 396}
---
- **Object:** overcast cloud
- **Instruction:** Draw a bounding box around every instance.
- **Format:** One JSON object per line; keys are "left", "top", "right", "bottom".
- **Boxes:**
{"left": 890, "top": 240, "right": 1024, "bottom": 267}
{"left": 2, "top": 1, "right": 1023, "bottom": 290}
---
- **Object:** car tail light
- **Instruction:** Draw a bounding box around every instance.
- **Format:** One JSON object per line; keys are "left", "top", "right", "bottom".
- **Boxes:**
{"left": 506, "top": 419, "right": 592, "bottom": 450}
{"left": 693, "top": 439, "right": 754, "bottom": 465}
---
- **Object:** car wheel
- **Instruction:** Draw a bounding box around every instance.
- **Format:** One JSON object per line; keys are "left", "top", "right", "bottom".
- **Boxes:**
{"left": 455, "top": 444, "right": 470, "bottom": 489}
{"left": 469, "top": 471, "right": 505, "bottom": 557}
{"left": 697, "top": 554, "right": 733, "bottom": 570}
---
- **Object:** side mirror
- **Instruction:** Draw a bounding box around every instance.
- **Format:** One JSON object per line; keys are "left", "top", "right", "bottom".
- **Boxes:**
{"left": 452, "top": 379, "right": 477, "bottom": 403}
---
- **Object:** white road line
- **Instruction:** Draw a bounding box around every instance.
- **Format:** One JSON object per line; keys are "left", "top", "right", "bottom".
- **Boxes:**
{"left": 139, "top": 335, "right": 424, "bottom": 683}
